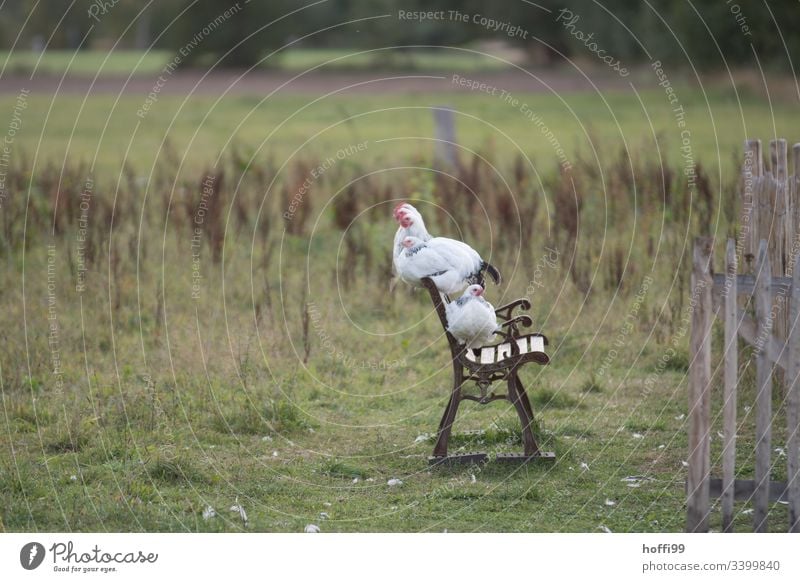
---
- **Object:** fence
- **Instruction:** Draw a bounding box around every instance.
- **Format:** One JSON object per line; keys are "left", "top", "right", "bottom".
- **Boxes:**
{"left": 687, "top": 138, "right": 800, "bottom": 533}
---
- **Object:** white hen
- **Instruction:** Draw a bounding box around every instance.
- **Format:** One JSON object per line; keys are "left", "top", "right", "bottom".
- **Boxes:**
{"left": 392, "top": 202, "right": 501, "bottom": 292}
{"left": 445, "top": 285, "right": 500, "bottom": 349}
{"left": 395, "top": 236, "right": 469, "bottom": 295}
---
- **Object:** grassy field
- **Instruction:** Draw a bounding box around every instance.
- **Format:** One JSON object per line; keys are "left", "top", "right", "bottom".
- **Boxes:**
{"left": 0, "top": 50, "right": 175, "bottom": 76}
{"left": 0, "top": 48, "right": 518, "bottom": 77}
{"left": 1, "top": 60, "right": 798, "bottom": 532}
{"left": 0, "top": 87, "right": 795, "bottom": 177}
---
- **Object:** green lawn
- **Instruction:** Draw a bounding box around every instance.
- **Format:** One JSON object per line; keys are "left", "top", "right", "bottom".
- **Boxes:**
{"left": 274, "top": 47, "right": 519, "bottom": 72}
{"left": 0, "top": 48, "right": 516, "bottom": 78}
{"left": 0, "top": 87, "right": 794, "bottom": 177}
{"left": 0, "top": 244, "right": 695, "bottom": 532}
{"left": 0, "top": 50, "right": 174, "bottom": 76}
{"left": 1, "top": 68, "right": 798, "bottom": 532}
{"left": 2, "top": 238, "right": 789, "bottom": 532}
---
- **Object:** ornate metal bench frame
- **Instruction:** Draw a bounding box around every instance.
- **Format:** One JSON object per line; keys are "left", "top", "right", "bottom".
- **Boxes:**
{"left": 421, "top": 277, "right": 555, "bottom": 465}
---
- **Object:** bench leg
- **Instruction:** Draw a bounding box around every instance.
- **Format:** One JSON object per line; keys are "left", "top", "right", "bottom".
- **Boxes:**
{"left": 508, "top": 373, "right": 540, "bottom": 457}
{"left": 514, "top": 374, "right": 535, "bottom": 422}
{"left": 432, "top": 372, "right": 464, "bottom": 458}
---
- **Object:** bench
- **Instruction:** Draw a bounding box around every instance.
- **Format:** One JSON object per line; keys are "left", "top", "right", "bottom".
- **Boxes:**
{"left": 420, "top": 277, "right": 556, "bottom": 465}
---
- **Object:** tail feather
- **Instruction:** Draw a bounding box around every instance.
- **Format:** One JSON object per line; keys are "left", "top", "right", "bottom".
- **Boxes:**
{"left": 483, "top": 262, "right": 502, "bottom": 285}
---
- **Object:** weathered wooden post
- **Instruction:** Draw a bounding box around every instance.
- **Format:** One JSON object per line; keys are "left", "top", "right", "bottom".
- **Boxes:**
{"left": 789, "top": 252, "right": 800, "bottom": 532}
{"left": 687, "top": 236, "right": 713, "bottom": 533}
{"left": 689, "top": 139, "right": 800, "bottom": 533}
{"left": 754, "top": 240, "right": 773, "bottom": 532}
{"left": 788, "top": 144, "right": 800, "bottom": 533}
{"left": 741, "top": 139, "right": 762, "bottom": 267}
{"left": 722, "top": 239, "right": 738, "bottom": 532}
{"left": 792, "top": 144, "right": 800, "bottom": 259}
{"left": 772, "top": 141, "right": 790, "bottom": 361}
{"left": 432, "top": 107, "right": 459, "bottom": 168}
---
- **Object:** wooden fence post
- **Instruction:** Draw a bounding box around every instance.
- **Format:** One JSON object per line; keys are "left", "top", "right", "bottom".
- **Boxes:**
{"left": 432, "top": 107, "right": 459, "bottom": 168}
{"left": 742, "top": 139, "right": 762, "bottom": 267}
{"left": 791, "top": 144, "right": 800, "bottom": 262}
{"left": 722, "top": 239, "right": 738, "bottom": 532}
{"left": 789, "top": 144, "right": 800, "bottom": 533}
{"left": 687, "top": 236, "right": 713, "bottom": 533}
{"left": 772, "top": 140, "right": 790, "bottom": 365}
{"left": 754, "top": 240, "right": 773, "bottom": 532}
{"left": 789, "top": 252, "right": 800, "bottom": 532}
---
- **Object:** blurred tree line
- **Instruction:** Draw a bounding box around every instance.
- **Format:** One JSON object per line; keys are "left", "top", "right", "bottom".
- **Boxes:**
{"left": 0, "top": 0, "right": 798, "bottom": 71}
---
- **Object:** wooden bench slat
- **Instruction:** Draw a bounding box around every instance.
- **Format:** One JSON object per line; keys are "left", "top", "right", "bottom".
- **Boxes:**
{"left": 496, "top": 343, "right": 512, "bottom": 361}
{"left": 480, "top": 347, "right": 495, "bottom": 364}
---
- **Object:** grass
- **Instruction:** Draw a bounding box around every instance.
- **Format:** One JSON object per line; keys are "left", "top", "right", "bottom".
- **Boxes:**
{"left": 0, "top": 331, "right": 695, "bottom": 532}
{"left": 0, "top": 83, "right": 795, "bottom": 176}
{"left": 274, "top": 47, "right": 519, "bottom": 72}
{"left": 0, "top": 65, "right": 798, "bottom": 531}
{"left": 0, "top": 50, "right": 174, "bottom": 76}
{"left": 0, "top": 47, "right": 517, "bottom": 78}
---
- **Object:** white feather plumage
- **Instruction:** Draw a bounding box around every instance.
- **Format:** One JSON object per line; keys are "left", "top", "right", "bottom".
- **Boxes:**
{"left": 445, "top": 285, "right": 499, "bottom": 349}
{"left": 395, "top": 236, "right": 466, "bottom": 294}
{"left": 392, "top": 203, "right": 495, "bottom": 293}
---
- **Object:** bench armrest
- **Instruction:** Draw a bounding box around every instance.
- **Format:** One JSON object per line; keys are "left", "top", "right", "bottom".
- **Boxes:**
{"left": 495, "top": 298, "right": 530, "bottom": 321}
{"left": 494, "top": 314, "right": 533, "bottom": 343}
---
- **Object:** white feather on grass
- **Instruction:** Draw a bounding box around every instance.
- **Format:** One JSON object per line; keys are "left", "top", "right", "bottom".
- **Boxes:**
{"left": 230, "top": 500, "right": 248, "bottom": 526}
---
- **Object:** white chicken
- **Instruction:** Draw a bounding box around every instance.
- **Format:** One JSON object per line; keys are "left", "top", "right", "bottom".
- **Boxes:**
{"left": 392, "top": 202, "right": 501, "bottom": 291}
{"left": 395, "top": 236, "right": 467, "bottom": 295}
{"left": 445, "top": 285, "right": 500, "bottom": 349}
